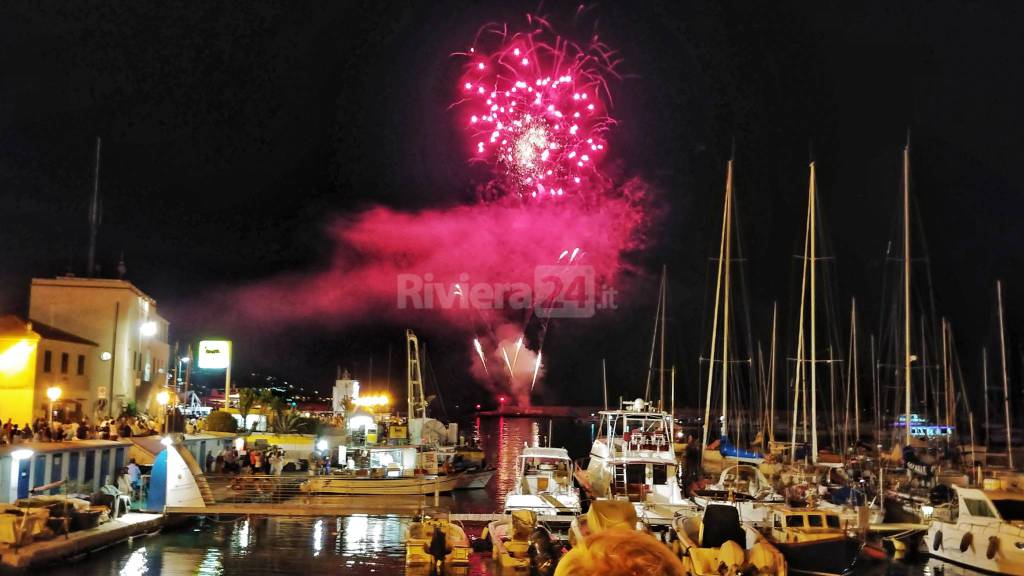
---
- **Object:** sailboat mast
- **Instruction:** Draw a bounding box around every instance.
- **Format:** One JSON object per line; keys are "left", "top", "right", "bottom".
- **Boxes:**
{"left": 87, "top": 137, "right": 102, "bottom": 277}
{"left": 659, "top": 265, "right": 667, "bottom": 411}
{"left": 902, "top": 139, "right": 913, "bottom": 447}
{"left": 998, "top": 280, "right": 1014, "bottom": 469}
{"left": 852, "top": 298, "right": 861, "bottom": 444}
{"left": 810, "top": 161, "right": 819, "bottom": 463}
{"left": 769, "top": 301, "right": 778, "bottom": 444}
{"left": 702, "top": 159, "right": 733, "bottom": 454}
{"left": 983, "top": 347, "right": 990, "bottom": 448}
{"left": 721, "top": 161, "right": 734, "bottom": 438}
{"left": 791, "top": 166, "right": 813, "bottom": 462}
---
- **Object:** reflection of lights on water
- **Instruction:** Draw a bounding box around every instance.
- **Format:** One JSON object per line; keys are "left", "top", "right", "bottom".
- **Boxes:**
{"left": 233, "top": 519, "right": 250, "bottom": 550}
{"left": 313, "top": 518, "right": 324, "bottom": 556}
{"left": 345, "top": 515, "right": 369, "bottom": 553}
{"left": 197, "top": 548, "right": 223, "bottom": 576}
{"left": 120, "top": 546, "right": 148, "bottom": 576}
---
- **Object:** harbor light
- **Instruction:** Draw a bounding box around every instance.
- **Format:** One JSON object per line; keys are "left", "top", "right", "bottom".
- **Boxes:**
{"left": 157, "top": 390, "right": 171, "bottom": 406}
{"left": 352, "top": 394, "right": 390, "bottom": 408}
{"left": 46, "top": 386, "right": 62, "bottom": 402}
{"left": 11, "top": 449, "right": 32, "bottom": 461}
{"left": 316, "top": 439, "right": 329, "bottom": 452}
{"left": 141, "top": 321, "right": 158, "bottom": 337}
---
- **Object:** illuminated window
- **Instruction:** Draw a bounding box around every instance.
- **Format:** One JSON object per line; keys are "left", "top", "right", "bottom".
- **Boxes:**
{"left": 77, "top": 355, "right": 85, "bottom": 376}
{"left": 43, "top": 351, "right": 52, "bottom": 373}
{"left": 60, "top": 353, "right": 69, "bottom": 374}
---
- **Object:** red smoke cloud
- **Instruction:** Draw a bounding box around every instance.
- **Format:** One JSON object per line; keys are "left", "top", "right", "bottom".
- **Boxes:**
{"left": 234, "top": 185, "right": 648, "bottom": 327}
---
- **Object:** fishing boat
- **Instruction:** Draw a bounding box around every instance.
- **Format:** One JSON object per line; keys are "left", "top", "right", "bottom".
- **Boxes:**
{"left": 504, "top": 447, "right": 581, "bottom": 517}
{"left": 405, "top": 509, "right": 470, "bottom": 567}
{"left": 761, "top": 505, "right": 863, "bottom": 576}
{"left": 580, "top": 398, "right": 696, "bottom": 525}
{"left": 673, "top": 503, "right": 787, "bottom": 576}
{"left": 926, "top": 485, "right": 1024, "bottom": 575}
{"left": 301, "top": 445, "right": 463, "bottom": 495}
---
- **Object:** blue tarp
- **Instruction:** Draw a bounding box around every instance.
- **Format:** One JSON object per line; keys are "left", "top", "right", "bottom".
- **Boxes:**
{"left": 718, "top": 435, "right": 764, "bottom": 460}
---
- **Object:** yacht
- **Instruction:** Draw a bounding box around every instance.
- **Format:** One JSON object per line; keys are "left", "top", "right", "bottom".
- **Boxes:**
{"left": 503, "top": 446, "right": 581, "bottom": 517}
{"left": 692, "top": 464, "right": 784, "bottom": 529}
{"left": 579, "top": 398, "right": 697, "bottom": 526}
{"left": 926, "top": 484, "right": 1024, "bottom": 574}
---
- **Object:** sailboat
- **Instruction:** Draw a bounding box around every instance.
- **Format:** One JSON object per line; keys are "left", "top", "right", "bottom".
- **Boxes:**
{"left": 699, "top": 156, "right": 765, "bottom": 473}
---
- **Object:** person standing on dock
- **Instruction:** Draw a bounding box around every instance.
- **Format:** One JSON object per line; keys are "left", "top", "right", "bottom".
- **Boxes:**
{"left": 127, "top": 459, "right": 141, "bottom": 499}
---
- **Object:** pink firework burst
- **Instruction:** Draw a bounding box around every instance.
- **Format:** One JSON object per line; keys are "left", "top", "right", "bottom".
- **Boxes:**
{"left": 456, "top": 18, "right": 619, "bottom": 200}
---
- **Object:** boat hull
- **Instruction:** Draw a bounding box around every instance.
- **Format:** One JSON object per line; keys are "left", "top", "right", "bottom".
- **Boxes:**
{"left": 301, "top": 474, "right": 462, "bottom": 495}
{"left": 453, "top": 469, "right": 496, "bottom": 490}
{"left": 928, "top": 521, "right": 1024, "bottom": 575}
{"left": 774, "top": 537, "right": 862, "bottom": 576}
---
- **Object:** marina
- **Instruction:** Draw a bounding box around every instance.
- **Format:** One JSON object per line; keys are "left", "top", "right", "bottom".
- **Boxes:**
{"left": 1, "top": 2, "right": 1022, "bottom": 575}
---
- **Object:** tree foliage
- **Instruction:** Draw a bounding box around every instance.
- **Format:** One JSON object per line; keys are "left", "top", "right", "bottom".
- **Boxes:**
{"left": 205, "top": 410, "right": 238, "bottom": 433}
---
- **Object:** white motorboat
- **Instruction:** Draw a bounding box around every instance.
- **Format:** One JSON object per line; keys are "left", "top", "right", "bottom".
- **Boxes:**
{"left": 579, "top": 398, "right": 696, "bottom": 525}
{"left": 926, "top": 484, "right": 1024, "bottom": 575}
{"left": 504, "top": 447, "right": 581, "bottom": 517}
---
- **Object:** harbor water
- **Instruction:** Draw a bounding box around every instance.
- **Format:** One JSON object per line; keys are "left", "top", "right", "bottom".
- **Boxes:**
{"left": 35, "top": 417, "right": 980, "bottom": 575}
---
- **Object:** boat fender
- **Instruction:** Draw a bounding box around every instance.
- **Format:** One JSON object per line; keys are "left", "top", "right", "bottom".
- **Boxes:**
{"left": 960, "top": 532, "right": 973, "bottom": 553}
{"left": 933, "top": 531, "right": 942, "bottom": 551}
{"left": 987, "top": 536, "right": 999, "bottom": 560}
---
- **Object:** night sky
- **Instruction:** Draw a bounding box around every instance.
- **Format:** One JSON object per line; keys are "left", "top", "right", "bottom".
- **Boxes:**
{"left": 1, "top": 1, "right": 1022, "bottom": 415}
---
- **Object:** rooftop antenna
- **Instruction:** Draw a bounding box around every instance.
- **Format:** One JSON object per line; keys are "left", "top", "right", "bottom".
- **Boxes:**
{"left": 87, "top": 137, "right": 102, "bottom": 278}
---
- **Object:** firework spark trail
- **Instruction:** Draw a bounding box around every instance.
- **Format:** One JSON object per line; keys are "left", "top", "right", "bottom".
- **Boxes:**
{"left": 456, "top": 21, "right": 619, "bottom": 200}
{"left": 531, "top": 351, "right": 543, "bottom": 391}
{"left": 511, "top": 336, "right": 523, "bottom": 370}
{"left": 501, "top": 345, "right": 515, "bottom": 378}
{"left": 473, "top": 338, "right": 490, "bottom": 375}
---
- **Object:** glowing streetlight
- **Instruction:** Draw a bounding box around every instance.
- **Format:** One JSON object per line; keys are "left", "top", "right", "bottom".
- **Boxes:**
{"left": 157, "top": 389, "right": 171, "bottom": 434}
{"left": 140, "top": 321, "right": 158, "bottom": 337}
{"left": 46, "top": 386, "right": 62, "bottom": 429}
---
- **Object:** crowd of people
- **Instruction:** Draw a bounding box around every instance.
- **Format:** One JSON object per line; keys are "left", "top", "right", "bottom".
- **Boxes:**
{"left": 203, "top": 443, "right": 287, "bottom": 476}
{"left": 0, "top": 415, "right": 166, "bottom": 444}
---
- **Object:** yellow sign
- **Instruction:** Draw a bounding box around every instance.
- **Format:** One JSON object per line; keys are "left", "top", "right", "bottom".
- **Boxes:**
{"left": 197, "top": 340, "right": 231, "bottom": 370}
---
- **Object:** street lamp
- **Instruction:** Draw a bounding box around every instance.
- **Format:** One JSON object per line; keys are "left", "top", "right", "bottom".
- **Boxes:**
{"left": 46, "top": 386, "right": 62, "bottom": 430}
{"left": 156, "top": 389, "right": 170, "bottom": 434}
{"left": 140, "top": 321, "right": 158, "bottom": 337}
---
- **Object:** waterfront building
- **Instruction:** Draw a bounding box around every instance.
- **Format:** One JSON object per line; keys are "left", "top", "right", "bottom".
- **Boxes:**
{"left": 29, "top": 277, "right": 170, "bottom": 419}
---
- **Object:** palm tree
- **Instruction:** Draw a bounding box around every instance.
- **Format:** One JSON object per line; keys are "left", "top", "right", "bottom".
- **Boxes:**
{"left": 256, "top": 389, "right": 275, "bottom": 431}
{"left": 237, "top": 388, "right": 259, "bottom": 430}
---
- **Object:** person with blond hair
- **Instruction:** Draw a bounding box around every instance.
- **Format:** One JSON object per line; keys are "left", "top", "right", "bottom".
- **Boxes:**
{"left": 555, "top": 528, "right": 685, "bottom": 576}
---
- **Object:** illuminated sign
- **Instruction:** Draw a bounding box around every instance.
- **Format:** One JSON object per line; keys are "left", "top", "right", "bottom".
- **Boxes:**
{"left": 197, "top": 340, "right": 231, "bottom": 370}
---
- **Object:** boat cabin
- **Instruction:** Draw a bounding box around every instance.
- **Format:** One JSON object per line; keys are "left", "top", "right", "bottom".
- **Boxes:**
{"left": 514, "top": 447, "right": 573, "bottom": 497}
{"left": 767, "top": 507, "right": 844, "bottom": 543}
{"left": 594, "top": 399, "right": 675, "bottom": 460}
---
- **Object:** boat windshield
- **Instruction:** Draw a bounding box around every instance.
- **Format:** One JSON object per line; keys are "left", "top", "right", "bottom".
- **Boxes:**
{"left": 992, "top": 499, "right": 1024, "bottom": 521}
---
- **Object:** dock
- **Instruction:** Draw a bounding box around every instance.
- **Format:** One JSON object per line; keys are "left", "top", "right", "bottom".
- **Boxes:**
{"left": 0, "top": 512, "right": 164, "bottom": 570}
